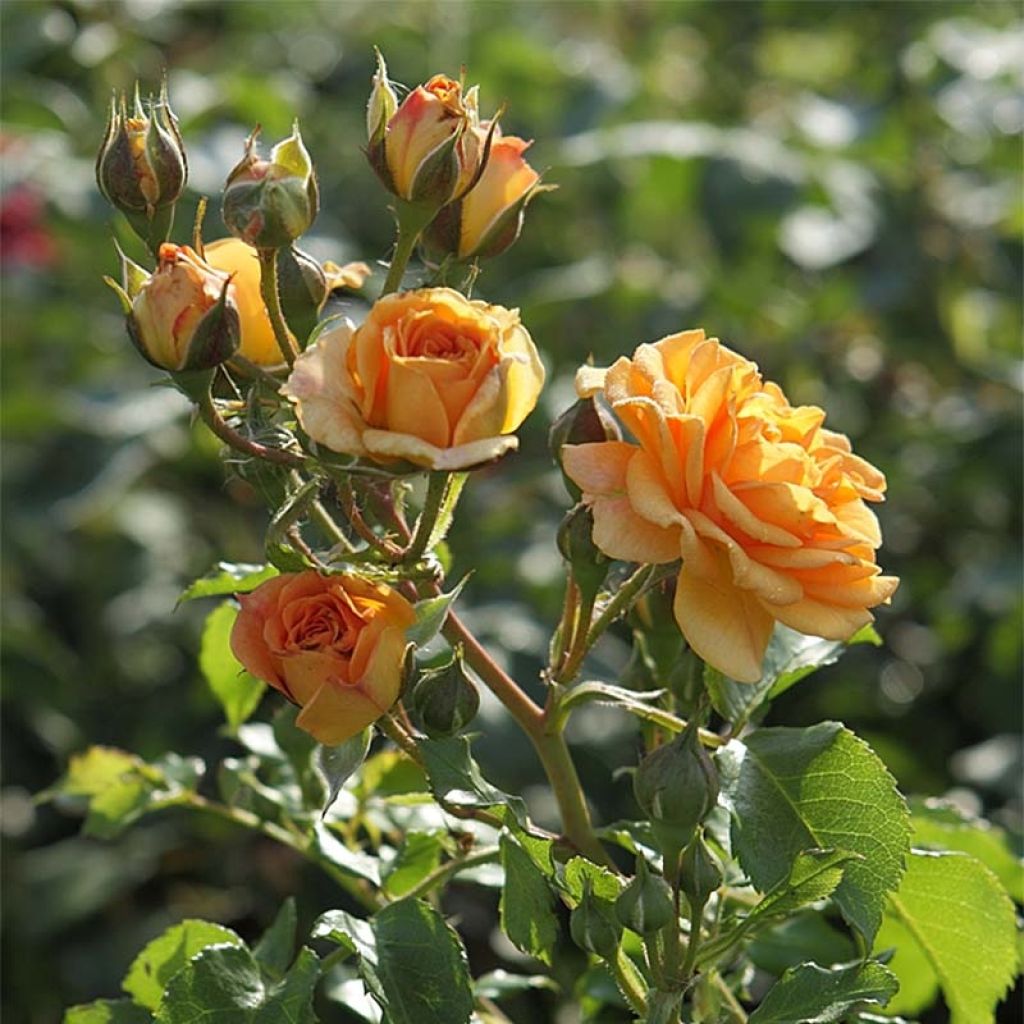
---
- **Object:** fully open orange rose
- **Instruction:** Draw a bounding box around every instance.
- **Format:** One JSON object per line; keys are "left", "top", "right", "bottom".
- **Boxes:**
{"left": 230, "top": 571, "right": 415, "bottom": 745}
{"left": 562, "top": 330, "right": 898, "bottom": 683}
{"left": 282, "top": 288, "right": 545, "bottom": 470}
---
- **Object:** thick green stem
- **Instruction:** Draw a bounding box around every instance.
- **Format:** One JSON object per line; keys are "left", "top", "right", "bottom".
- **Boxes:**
{"left": 380, "top": 201, "right": 437, "bottom": 296}
{"left": 258, "top": 247, "right": 298, "bottom": 367}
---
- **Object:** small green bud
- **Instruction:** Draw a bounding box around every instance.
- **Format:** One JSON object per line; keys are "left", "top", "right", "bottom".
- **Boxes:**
{"left": 222, "top": 123, "right": 318, "bottom": 249}
{"left": 277, "top": 245, "right": 328, "bottom": 348}
{"left": 410, "top": 649, "right": 480, "bottom": 738}
{"left": 679, "top": 832, "right": 722, "bottom": 912}
{"left": 549, "top": 397, "right": 621, "bottom": 500}
{"left": 557, "top": 504, "right": 608, "bottom": 600}
{"left": 615, "top": 857, "right": 675, "bottom": 935}
{"left": 633, "top": 722, "right": 719, "bottom": 854}
{"left": 569, "top": 879, "right": 621, "bottom": 960}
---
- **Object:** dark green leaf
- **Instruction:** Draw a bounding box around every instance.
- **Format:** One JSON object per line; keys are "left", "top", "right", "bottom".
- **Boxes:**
{"left": 317, "top": 729, "right": 371, "bottom": 817}
{"left": 499, "top": 833, "right": 560, "bottom": 965}
{"left": 718, "top": 723, "right": 910, "bottom": 943}
{"left": 253, "top": 898, "right": 297, "bottom": 979}
{"left": 406, "top": 576, "right": 468, "bottom": 648}
{"left": 64, "top": 1000, "right": 152, "bottom": 1024}
{"left": 417, "top": 735, "right": 526, "bottom": 824}
{"left": 123, "top": 920, "right": 244, "bottom": 1010}
{"left": 748, "top": 960, "right": 898, "bottom": 1023}
{"left": 316, "top": 900, "right": 474, "bottom": 1024}
{"left": 747, "top": 912, "right": 857, "bottom": 976}
{"left": 179, "top": 562, "right": 278, "bottom": 603}
{"left": 745, "top": 848, "right": 862, "bottom": 927}
{"left": 199, "top": 602, "right": 265, "bottom": 732}
{"left": 875, "top": 850, "right": 1019, "bottom": 1021}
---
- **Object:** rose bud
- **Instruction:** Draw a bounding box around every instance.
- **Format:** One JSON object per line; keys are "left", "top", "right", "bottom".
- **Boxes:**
{"left": 283, "top": 288, "right": 545, "bottom": 471}
{"left": 105, "top": 242, "right": 240, "bottom": 373}
{"left": 679, "top": 831, "right": 722, "bottom": 913}
{"left": 422, "top": 127, "right": 551, "bottom": 261}
{"left": 410, "top": 649, "right": 480, "bottom": 737}
{"left": 230, "top": 571, "right": 416, "bottom": 746}
{"left": 633, "top": 721, "right": 720, "bottom": 855}
{"left": 222, "top": 123, "right": 318, "bottom": 249}
{"left": 96, "top": 80, "right": 187, "bottom": 251}
{"left": 549, "top": 396, "right": 621, "bottom": 501}
{"left": 366, "top": 52, "right": 491, "bottom": 211}
{"left": 557, "top": 504, "right": 608, "bottom": 603}
{"left": 615, "top": 856, "right": 675, "bottom": 935}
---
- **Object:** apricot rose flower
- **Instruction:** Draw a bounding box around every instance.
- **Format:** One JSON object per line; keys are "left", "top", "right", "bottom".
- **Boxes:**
{"left": 562, "top": 329, "right": 898, "bottom": 683}
{"left": 282, "top": 288, "right": 545, "bottom": 470}
{"left": 230, "top": 571, "right": 415, "bottom": 745}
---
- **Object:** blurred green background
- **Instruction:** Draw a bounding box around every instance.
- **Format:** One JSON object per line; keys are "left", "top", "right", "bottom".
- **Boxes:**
{"left": 2, "top": 1, "right": 1021, "bottom": 1020}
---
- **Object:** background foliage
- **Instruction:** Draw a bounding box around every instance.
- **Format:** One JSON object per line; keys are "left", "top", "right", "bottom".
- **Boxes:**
{"left": 2, "top": 1, "right": 1020, "bottom": 1020}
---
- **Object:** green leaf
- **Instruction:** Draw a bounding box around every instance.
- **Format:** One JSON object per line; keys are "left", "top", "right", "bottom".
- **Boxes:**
{"left": 908, "top": 797, "right": 1023, "bottom": 902}
{"left": 153, "top": 944, "right": 319, "bottom": 1023}
{"left": 312, "top": 822, "right": 382, "bottom": 885}
{"left": 875, "top": 850, "right": 1019, "bottom": 1022}
{"left": 253, "top": 898, "right": 297, "bottom": 979}
{"left": 179, "top": 562, "right": 278, "bottom": 603}
{"left": 555, "top": 681, "right": 680, "bottom": 733}
{"left": 745, "top": 848, "right": 863, "bottom": 927}
{"left": 64, "top": 1000, "right": 152, "bottom": 1024}
{"left": 706, "top": 624, "right": 881, "bottom": 727}
{"left": 472, "top": 970, "right": 559, "bottom": 1000}
{"left": 747, "top": 912, "right": 857, "bottom": 976}
{"left": 562, "top": 856, "right": 623, "bottom": 904}
{"left": 748, "top": 960, "right": 898, "bottom": 1023}
{"left": 45, "top": 746, "right": 201, "bottom": 840}
{"left": 417, "top": 735, "right": 526, "bottom": 824}
{"left": 383, "top": 830, "right": 445, "bottom": 898}
{"left": 199, "top": 602, "right": 265, "bottom": 731}
{"left": 273, "top": 704, "right": 326, "bottom": 810}
{"left": 406, "top": 576, "right": 468, "bottom": 648}
{"left": 499, "top": 833, "right": 560, "bottom": 965}
{"left": 315, "top": 900, "right": 474, "bottom": 1024}
{"left": 317, "top": 729, "right": 372, "bottom": 817}
{"left": 718, "top": 723, "right": 911, "bottom": 943}
{"left": 123, "top": 920, "right": 244, "bottom": 1010}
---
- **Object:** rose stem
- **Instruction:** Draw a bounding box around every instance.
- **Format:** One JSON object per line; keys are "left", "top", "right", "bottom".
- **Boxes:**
{"left": 257, "top": 247, "right": 298, "bottom": 367}
{"left": 404, "top": 471, "right": 452, "bottom": 562}
{"left": 196, "top": 387, "right": 304, "bottom": 467}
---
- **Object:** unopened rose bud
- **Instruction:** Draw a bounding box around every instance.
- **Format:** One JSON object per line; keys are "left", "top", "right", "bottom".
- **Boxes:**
{"left": 108, "top": 242, "right": 240, "bottom": 372}
{"left": 549, "top": 396, "right": 621, "bottom": 499}
{"left": 96, "top": 81, "right": 187, "bottom": 251}
{"left": 366, "top": 55, "right": 492, "bottom": 211}
{"left": 679, "top": 832, "right": 722, "bottom": 912}
{"left": 633, "top": 722, "right": 719, "bottom": 854}
{"left": 410, "top": 649, "right": 480, "bottom": 738}
{"left": 422, "top": 126, "right": 550, "bottom": 262}
{"left": 557, "top": 505, "right": 608, "bottom": 601}
{"left": 615, "top": 857, "right": 675, "bottom": 935}
{"left": 222, "top": 123, "right": 318, "bottom": 249}
{"left": 569, "top": 879, "right": 621, "bottom": 960}
{"left": 277, "top": 245, "right": 328, "bottom": 346}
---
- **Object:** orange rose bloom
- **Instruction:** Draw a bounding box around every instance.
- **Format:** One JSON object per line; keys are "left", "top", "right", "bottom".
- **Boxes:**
{"left": 282, "top": 288, "right": 545, "bottom": 470}
{"left": 230, "top": 572, "right": 415, "bottom": 745}
{"left": 562, "top": 330, "right": 898, "bottom": 683}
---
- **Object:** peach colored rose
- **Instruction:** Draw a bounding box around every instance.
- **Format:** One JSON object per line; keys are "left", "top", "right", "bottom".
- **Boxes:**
{"left": 282, "top": 288, "right": 545, "bottom": 470}
{"left": 367, "top": 61, "right": 485, "bottom": 207}
{"left": 230, "top": 571, "right": 415, "bottom": 745}
{"left": 128, "top": 243, "right": 239, "bottom": 371}
{"left": 423, "top": 126, "right": 547, "bottom": 261}
{"left": 562, "top": 330, "right": 898, "bottom": 683}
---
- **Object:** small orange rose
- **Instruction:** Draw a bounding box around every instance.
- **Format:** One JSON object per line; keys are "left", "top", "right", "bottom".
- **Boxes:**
{"left": 562, "top": 330, "right": 898, "bottom": 683}
{"left": 230, "top": 571, "right": 415, "bottom": 745}
{"left": 282, "top": 288, "right": 545, "bottom": 470}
